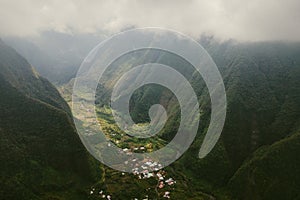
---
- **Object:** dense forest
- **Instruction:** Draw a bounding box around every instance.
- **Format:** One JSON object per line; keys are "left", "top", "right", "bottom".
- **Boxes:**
{"left": 1, "top": 36, "right": 300, "bottom": 199}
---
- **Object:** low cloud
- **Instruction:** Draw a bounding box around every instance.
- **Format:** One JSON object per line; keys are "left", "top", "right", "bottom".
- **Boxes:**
{"left": 0, "top": 0, "right": 299, "bottom": 41}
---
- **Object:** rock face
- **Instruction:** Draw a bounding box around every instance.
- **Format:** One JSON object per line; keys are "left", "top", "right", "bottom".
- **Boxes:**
{"left": 0, "top": 40, "right": 97, "bottom": 200}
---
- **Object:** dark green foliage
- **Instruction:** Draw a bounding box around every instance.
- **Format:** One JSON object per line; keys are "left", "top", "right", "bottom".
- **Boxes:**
{"left": 3, "top": 36, "right": 300, "bottom": 199}
{"left": 0, "top": 41, "right": 99, "bottom": 200}
{"left": 94, "top": 40, "right": 300, "bottom": 199}
{"left": 229, "top": 131, "right": 300, "bottom": 200}
{"left": 189, "top": 39, "right": 300, "bottom": 199}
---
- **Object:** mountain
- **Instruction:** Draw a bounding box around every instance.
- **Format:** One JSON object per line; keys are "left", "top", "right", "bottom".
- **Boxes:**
{"left": 228, "top": 130, "right": 300, "bottom": 200}
{"left": 4, "top": 32, "right": 300, "bottom": 199}
{"left": 179, "top": 40, "right": 300, "bottom": 199}
{"left": 72, "top": 37, "right": 300, "bottom": 199}
{"left": 0, "top": 39, "right": 99, "bottom": 200}
{"left": 3, "top": 31, "right": 106, "bottom": 84}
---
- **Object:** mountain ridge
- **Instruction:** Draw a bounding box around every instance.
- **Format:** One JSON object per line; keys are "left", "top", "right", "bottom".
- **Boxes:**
{"left": 0, "top": 40, "right": 99, "bottom": 200}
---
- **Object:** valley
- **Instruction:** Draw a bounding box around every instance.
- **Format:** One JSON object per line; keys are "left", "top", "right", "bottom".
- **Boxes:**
{"left": 1, "top": 36, "right": 300, "bottom": 200}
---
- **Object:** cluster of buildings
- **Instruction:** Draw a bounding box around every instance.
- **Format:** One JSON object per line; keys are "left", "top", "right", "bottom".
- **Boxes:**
{"left": 90, "top": 188, "right": 112, "bottom": 200}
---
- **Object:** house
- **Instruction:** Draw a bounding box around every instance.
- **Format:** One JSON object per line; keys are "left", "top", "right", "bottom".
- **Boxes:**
{"left": 163, "top": 191, "right": 170, "bottom": 198}
{"left": 158, "top": 181, "right": 164, "bottom": 189}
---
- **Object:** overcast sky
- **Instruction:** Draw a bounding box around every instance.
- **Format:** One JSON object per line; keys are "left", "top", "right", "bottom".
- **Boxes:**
{"left": 0, "top": 0, "right": 299, "bottom": 41}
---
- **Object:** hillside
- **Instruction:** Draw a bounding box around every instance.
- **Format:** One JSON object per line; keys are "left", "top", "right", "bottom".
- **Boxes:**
{"left": 0, "top": 40, "right": 99, "bottom": 200}
{"left": 172, "top": 40, "right": 300, "bottom": 198}
{"left": 5, "top": 35, "right": 300, "bottom": 199}
{"left": 3, "top": 31, "right": 105, "bottom": 84}
{"left": 228, "top": 130, "right": 300, "bottom": 200}
{"left": 68, "top": 39, "right": 300, "bottom": 199}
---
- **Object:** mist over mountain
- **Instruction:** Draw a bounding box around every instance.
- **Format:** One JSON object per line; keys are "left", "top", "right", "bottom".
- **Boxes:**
{"left": 1, "top": 31, "right": 300, "bottom": 199}
{"left": 188, "top": 38, "right": 300, "bottom": 199}
{"left": 3, "top": 31, "right": 106, "bottom": 84}
{"left": 0, "top": 0, "right": 299, "bottom": 199}
{"left": 79, "top": 36, "right": 300, "bottom": 199}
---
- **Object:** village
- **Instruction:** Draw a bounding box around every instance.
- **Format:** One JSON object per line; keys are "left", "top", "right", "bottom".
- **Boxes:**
{"left": 86, "top": 106, "right": 178, "bottom": 199}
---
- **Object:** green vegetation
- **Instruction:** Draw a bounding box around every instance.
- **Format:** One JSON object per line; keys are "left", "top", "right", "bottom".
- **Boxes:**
{"left": 96, "top": 106, "right": 167, "bottom": 151}
{"left": 2, "top": 37, "right": 300, "bottom": 199}
{"left": 85, "top": 41, "right": 300, "bottom": 199}
{"left": 0, "top": 40, "right": 100, "bottom": 200}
